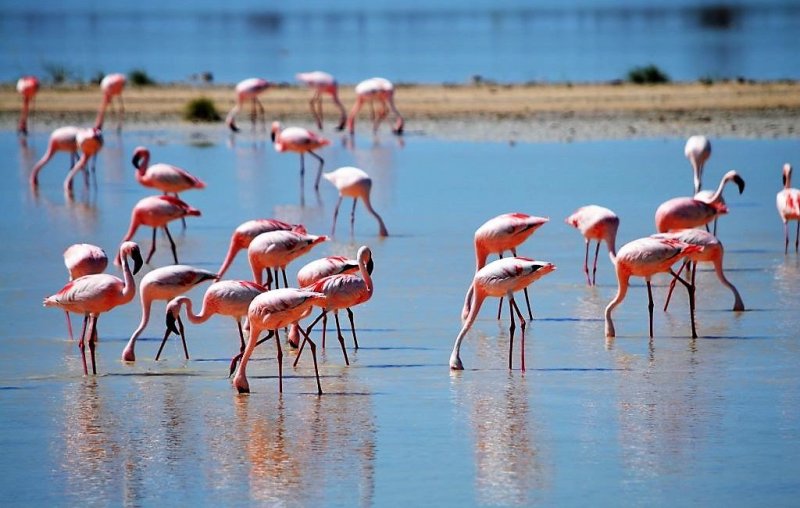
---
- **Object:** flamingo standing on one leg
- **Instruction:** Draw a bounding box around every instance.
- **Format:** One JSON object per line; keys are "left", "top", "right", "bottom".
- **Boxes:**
{"left": 157, "top": 280, "right": 267, "bottom": 361}
{"left": 226, "top": 78, "right": 270, "bottom": 132}
{"left": 777, "top": 163, "right": 800, "bottom": 254}
{"left": 248, "top": 230, "right": 328, "bottom": 288}
{"left": 217, "top": 219, "right": 307, "bottom": 278}
{"left": 94, "top": 73, "right": 126, "bottom": 131}
{"left": 117, "top": 195, "right": 201, "bottom": 265}
{"left": 17, "top": 76, "right": 39, "bottom": 135}
{"left": 121, "top": 264, "right": 217, "bottom": 362}
{"left": 61, "top": 243, "right": 109, "bottom": 340}
{"left": 29, "top": 125, "right": 80, "bottom": 187}
{"left": 233, "top": 288, "right": 327, "bottom": 395}
{"left": 44, "top": 242, "right": 143, "bottom": 375}
{"left": 271, "top": 121, "right": 330, "bottom": 200}
{"left": 655, "top": 171, "right": 745, "bottom": 233}
{"left": 322, "top": 166, "right": 389, "bottom": 237}
{"left": 604, "top": 236, "right": 703, "bottom": 339}
{"left": 566, "top": 205, "right": 619, "bottom": 286}
{"left": 296, "top": 71, "right": 347, "bottom": 131}
{"left": 346, "top": 77, "right": 404, "bottom": 135}
{"left": 685, "top": 135, "right": 711, "bottom": 194}
{"left": 63, "top": 128, "right": 104, "bottom": 194}
{"left": 450, "top": 257, "right": 556, "bottom": 371}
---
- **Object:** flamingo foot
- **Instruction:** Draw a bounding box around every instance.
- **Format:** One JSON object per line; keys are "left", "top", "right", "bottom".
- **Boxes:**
{"left": 449, "top": 353, "right": 464, "bottom": 370}
{"left": 121, "top": 346, "right": 136, "bottom": 362}
{"left": 233, "top": 375, "right": 250, "bottom": 394}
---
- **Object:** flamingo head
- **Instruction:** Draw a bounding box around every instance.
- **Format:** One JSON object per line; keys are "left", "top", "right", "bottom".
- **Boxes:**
{"left": 131, "top": 146, "right": 150, "bottom": 171}
{"left": 725, "top": 170, "right": 746, "bottom": 194}
{"left": 120, "top": 241, "right": 143, "bottom": 274}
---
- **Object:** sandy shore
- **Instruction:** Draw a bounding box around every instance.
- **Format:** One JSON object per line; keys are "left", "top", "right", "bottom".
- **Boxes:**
{"left": 2, "top": 81, "right": 798, "bottom": 142}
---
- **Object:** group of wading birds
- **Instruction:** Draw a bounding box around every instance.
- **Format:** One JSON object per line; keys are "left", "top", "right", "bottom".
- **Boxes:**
{"left": 16, "top": 73, "right": 800, "bottom": 395}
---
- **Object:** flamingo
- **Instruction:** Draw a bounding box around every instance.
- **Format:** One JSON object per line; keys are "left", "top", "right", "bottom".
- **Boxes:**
{"left": 777, "top": 163, "right": 800, "bottom": 254}
{"left": 685, "top": 135, "right": 711, "bottom": 194}
{"left": 94, "top": 73, "right": 126, "bottom": 131}
{"left": 131, "top": 146, "right": 206, "bottom": 196}
{"left": 63, "top": 128, "right": 103, "bottom": 194}
{"left": 694, "top": 170, "right": 746, "bottom": 235}
{"left": 450, "top": 257, "right": 556, "bottom": 371}
{"left": 271, "top": 121, "right": 330, "bottom": 199}
{"left": 565, "top": 205, "right": 619, "bottom": 286}
{"left": 294, "top": 245, "right": 375, "bottom": 366}
{"left": 233, "top": 288, "right": 327, "bottom": 395}
{"left": 653, "top": 229, "right": 744, "bottom": 312}
{"left": 29, "top": 125, "right": 80, "bottom": 187}
{"left": 322, "top": 166, "right": 389, "bottom": 237}
{"left": 346, "top": 77, "right": 404, "bottom": 135}
{"left": 217, "top": 219, "right": 307, "bottom": 278}
{"left": 61, "top": 243, "right": 109, "bottom": 341}
{"left": 157, "top": 280, "right": 267, "bottom": 361}
{"left": 117, "top": 195, "right": 201, "bottom": 265}
{"left": 226, "top": 78, "right": 270, "bottom": 132}
{"left": 295, "top": 71, "right": 347, "bottom": 131}
{"left": 17, "top": 76, "right": 39, "bottom": 135}
{"left": 604, "top": 236, "right": 703, "bottom": 339}
{"left": 655, "top": 171, "right": 745, "bottom": 233}
{"left": 44, "top": 242, "right": 143, "bottom": 375}
{"left": 121, "top": 264, "right": 218, "bottom": 362}
{"left": 248, "top": 230, "right": 328, "bottom": 288}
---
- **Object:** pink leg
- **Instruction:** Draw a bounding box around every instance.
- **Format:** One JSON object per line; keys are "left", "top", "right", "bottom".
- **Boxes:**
{"left": 591, "top": 241, "right": 601, "bottom": 286}
{"left": 663, "top": 260, "right": 688, "bottom": 311}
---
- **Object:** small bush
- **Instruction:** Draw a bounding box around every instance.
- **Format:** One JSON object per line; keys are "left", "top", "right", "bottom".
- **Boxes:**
{"left": 627, "top": 65, "right": 670, "bottom": 84}
{"left": 184, "top": 97, "right": 221, "bottom": 122}
{"left": 128, "top": 68, "right": 156, "bottom": 86}
{"left": 43, "top": 63, "right": 77, "bottom": 84}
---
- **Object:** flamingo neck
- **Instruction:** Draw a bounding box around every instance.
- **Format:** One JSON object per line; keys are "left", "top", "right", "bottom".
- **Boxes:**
{"left": 361, "top": 194, "right": 388, "bottom": 236}
{"left": 94, "top": 96, "right": 111, "bottom": 130}
{"left": 120, "top": 251, "right": 136, "bottom": 301}
{"left": 359, "top": 257, "right": 374, "bottom": 295}
{"left": 708, "top": 174, "right": 732, "bottom": 203}
{"left": 181, "top": 296, "right": 211, "bottom": 324}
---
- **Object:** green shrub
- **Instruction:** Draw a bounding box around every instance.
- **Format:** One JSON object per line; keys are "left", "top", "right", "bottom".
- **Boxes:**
{"left": 43, "top": 63, "right": 77, "bottom": 84}
{"left": 627, "top": 65, "right": 670, "bottom": 84}
{"left": 128, "top": 68, "right": 156, "bottom": 86}
{"left": 184, "top": 97, "right": 221, "bottom": 122}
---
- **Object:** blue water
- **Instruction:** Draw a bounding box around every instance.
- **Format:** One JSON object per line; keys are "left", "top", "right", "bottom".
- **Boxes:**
{"left": 2, "top": 0, "right": 799, "bottom": 84}
{"left": 0, "top": 124, "right": 798, "bottom": 505}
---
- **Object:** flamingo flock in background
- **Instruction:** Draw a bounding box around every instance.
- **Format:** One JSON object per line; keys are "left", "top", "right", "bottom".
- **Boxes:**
{"left": 226, "top": 77, "right": 270, "bottom": 132}
{"left": 296, "top": 71, "right": 347, "bottom": 131}
{"left": 347, "top": 77, "right": 405, "bottom": 135}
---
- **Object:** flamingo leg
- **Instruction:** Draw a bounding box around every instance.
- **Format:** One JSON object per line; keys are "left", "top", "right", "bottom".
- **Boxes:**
{"left": 299, "top": 153, "right": 305, "bottom": 205}
{"left": 663, "top": 260, "right": 688, "bottom": 311}
{"left": 309, "top": 92, "right": 322, "bottom": 129}
{"left": 78, "top": 314, "right": 89, "bottom": 375}
{"left": 346, "top": 307, "right": 359, "bottom": 349}
{"left": 146, "top": 227, "right": 158, "bottom": 263}
{"left": 507, "top": 297, "right": 515, "bottom": 370}
{"left": 322, "top": 313, "right": 327, "bottom": 348}
{"left": 785, "top": 222, "right": 790, "bottom": 254}
{"left": 510, "top": 297, "right": 527, "bottom": 372}
{"left": 497, "top": 252, "right": 505, "bottom": 320}
{"left": 163, "top": 225, "right": 178, "bottom": 264}
{"left": 796, "top": 221, "right": 799, "bottom": 253}
{"left": 308, "top": 150, "right": 324, "bottom": 191}
{"left": 712, "top": 218, "right": 718, "bottom": 236}
{"left": 333, "top": 313, "right": 350, "bottom": 365}
{"left": 592, "top": 240, "right": 601, "bottom": 286}
{"left": 177, "top": 315, "right": 189, "bottom": 359}
{"left": 64, "top": 310, "right": 74, "bottom": 341}
{"left": 281, "top": 268, "right": 289, "bottom": 290}
{"left": 155, "top": 325, "right": 172, "bottom": 361}
{"left": 331, "top": 196, "right": 343, "bottom": 236}
{"left": 88, "top": 315, "right": 98, "bottom": 375}
{"left": 669, "top": 268, "right": 698, "bottom": 338}
{"left": 274, "top": 328, "right": 284, "bottom": 393}
{"left": 236, "top": 320, "right": 246, "bottom": 351}
{"left": 228, "top": 329, "right": 275, "bottom": 378}
{"left": 302, "top": 310, "right": 327, "bottom": 357}
{"left": 249, "top": 98, "right": 257, "bottom": 130}
{"left": 297, "top": 326, "right": 323, "bottom": 395}
{"left": 350, "top": 198, "right": 358, "bottom": 236}
{"left": 582, "top": 239, "right": 591, "bottom": 285}
{"left": 646, "top": 280, "right": 655, "bottom": 338}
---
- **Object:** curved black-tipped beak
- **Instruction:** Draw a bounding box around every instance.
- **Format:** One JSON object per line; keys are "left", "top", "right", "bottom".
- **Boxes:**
{"left": 228, "top": 121, "right": 240, "bottom": 133}
{"left": 166, "top": 312, "right": 180, "bottom": 335}
{"left": 734, "top": 174, "right": 746, "bottom": 194}
{"left": 270, "top": 130, "right": 276, "bottom": 142}
{"left": 366, "top": 257, "right": 375, "bottom": 276}
{"left": 131, "top": 152, "right": 142, "bottom": 169}
{"left": 131, "top": 247, "right": 144, "bottom": 275}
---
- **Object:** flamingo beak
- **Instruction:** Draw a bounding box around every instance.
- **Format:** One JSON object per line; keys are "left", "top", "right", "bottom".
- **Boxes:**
{"left": 227, "top": 119, "right": 240, "bottom": 133}
{"left": 270, "top": 130, "right": 276, "bottom": 142}
{"left": 733, "top": 174, "right": 746, "bottom": 194}
{"left": 131, "top": 152, "right": 142, "bottom": 169}
{"left": 131, "top": 247, "right": 144, "bottom": 275}
{"left": 166, "top": 312, "right": 180, "bottom": 335}
{"left": 366, "top": 257, "right": 375, "bottom": 276}
{"left": 783, "top": 174, "right": 787, "bottom": 187}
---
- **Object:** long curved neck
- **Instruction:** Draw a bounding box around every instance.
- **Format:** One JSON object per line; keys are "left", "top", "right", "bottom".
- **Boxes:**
{"left": 181, "top": 297, "right": 212, "bottom": 324}
{"left": 785, "top": 168, "right": 793, "bottom": 190}
{"left": 692, "top": 160, "right": 702, "bottom": 195}
{"left": 135, "top": 151, "right": 149, "bottom": 175}
{"left": 217, "top": 234, "right": 244, "bottom": 278}
{"left": 120, "top": 251, "right": 137, "bottom": 302}
{"left": 94, "top": 95, "right": 111, "bottom": 130}
{"left": 707, "top": 173, "right": 732, "bottom": 203}
{"left": 359, "top": 256, "right": 374, "bottom": 296}
{"left": 361, "top": 194, "right": 388, "bottom": 236}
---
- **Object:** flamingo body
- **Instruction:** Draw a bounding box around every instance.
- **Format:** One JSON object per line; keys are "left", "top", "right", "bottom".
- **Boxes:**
{"left": 131, "top": 146, "right": 206, "bottom": 194}
{"left": 63, "top": 128, "right": 104, "bottom": 193}
{"left": 29, "top": 125, "right": 80, "bottom": 186}
{"left": 346, "top": 77, "right": 404, "bottom": 135}
{"left": 248, "top": 230, "right": 328, "bottom": 287}
{"left": 656, "top": 170, "right": 745, "bottom": 233}
{"left": 118, "top": 195, "right": 201, "bottom": 264}
{"left": 777, "top": 163, "right": 800, "bottom": 253}
{"left": 297, "top": 256, "right": 360, "bottom": 288}
{"left": 226, "top": 77, "right": 270, "bottom": 132}
{"left": 217, "top": 219, "right": 307, "bottom": 278}
{"left": 271, "top": 121, "right": 330, "bottom": 195}
{"left": 323, "top": 166, "right": 389, "bottom": 237}
{"left": 474, "top": 213, "right": 549, "bottom": 270}
{"left": 64, "top": 243, "right": 108, "bottom": 280}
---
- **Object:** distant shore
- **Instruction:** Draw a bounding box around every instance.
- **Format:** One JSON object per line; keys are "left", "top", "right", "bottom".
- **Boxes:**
{"left": 2, "top": 81, "right": 798, "bottom": 142}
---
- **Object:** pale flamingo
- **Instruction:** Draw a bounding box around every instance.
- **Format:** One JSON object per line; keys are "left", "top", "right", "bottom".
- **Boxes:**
{"left": 296, "top": 71, "right": 347, "bottom": 130}
{"left": 604, "top": 236, "right": 703, "bottom": 339}
{"left": 655, "top": 171, "right": 745, "bottom": 233}
{"left": 346, "top": 77, "right": 404, "bottom": 135}
{"left": 44, "top": 242, "right": 143, "bottom": 375}
{"left": 217, "top": 219, "right": 307, "bottom": 278}
{"left": 777, "top": 163, "right": 800, "bottom": 254}
{"left": 157, "top": 280, "right": 267, "bottom": 361}
{"left": 652, "top": 229, "right": 744, "bottom": 312}
{"left": 117, "top": 195, "right": 201, "bottom": 265}
{"left": 248, "top": 230, "right": 328, "bottom": 288}
{"left": 94, "top": 73, "right": 126, "bottom": 131}
{"left": 63, "top": 128, "right": 103, "bottom": 193}
{"left": 29, "top": 125, "right": 80, "bottom": 187}
{"left": 685, "top": 135, "right": 711, "bottom": 194}
{"left": 226, "top": 78, "right": 271, "bottom": 132}
{"left": 233, "top": 288, "right": 327, "bottom": 394}
{"left": 565, "top": 205, "right": 619, "bottom": 286}
{"left": 61, "top": 243, "right": 109, "bottom": 341}
{"left": 450, "top": 257, "right": 556, "bottom": 371}
{"left": 121, "top": 264, "right": 218, "bottom": 362}
{"left": 322, "top": 166, "right": 389, "bottom": 237}
{"left": 17, "top": 76, "right": 39, "bottom": 135}
{"left": 294, "top": 245, "right": 374, "bottom": 366}
{"left": 271, "top": 121, "right": 331, "bottom": 198}
{"left": 131, "top": 146, "right": 206, "bottom": 195}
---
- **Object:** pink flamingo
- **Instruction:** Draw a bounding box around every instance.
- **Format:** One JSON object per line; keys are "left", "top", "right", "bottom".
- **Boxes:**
{"left": 17, "top": 76, "right": 39, "bottom": 135}
{"left": 121, "top": 264, "right": 218, "bottom": 362}
{"left": 157, "top": 280, "right": 267, "bottom": 361}
{"left": 248, "top": 230, "right": 328, "bottom": 288}
{"left": 450, "top": 257, "right": 556, "bottom": 371}
{"left": 131, "top": 146, "right": 206, "bottom": 195}
{"left": 233, "top": 288, "right": 327, "bottom": 394}
{"left": 777, "top": 163, "right": 800, "bottom": 254}
{"left": 295, "top": 71, "right": 347, "bottom": 131}
{"left": 94, "top": 73, "right": 126, "bottom": 131}
{"left": 117, "top": 195, "right": 201, "bottom": 265}
{"left": 44, "top": 242, "right": 143, "bottom": 375}
{"left": 322, "top": 166, "right": 389, "bottom": 237}
{"left": 61, "top": 243, "right": 109, "bottom": 341}
{"left": 63, "top": 128, "right": 103, "bottom": 194}
{"left": 346, "top": 77, "right": 404, "bottom": 135}
{"left": 565, "top": 205, "right": 619, "bottom": 286}
{"left": 226, "top": 78, "right": 271, "bottom": 132}
{"left": 694, "top": 170, "right": 746, "bottom": 235}
{"left": 653, "top": 229, "right": 744, "bottom": 312}
{"left": 271, "top": 121, "right": 331, "bottom": 198}
{"left": 29, "top": 125, "right": 80, "bottom": 187}
{"left": 685, "top": 135, "right": 711, "bottom": 194}
{"left": 655, "top": 171, "right": 745, "bottom": 233}
{"left": 604, "top": 236, "right": 703, "bottom": 339}
{"left": 217, "top": 219, "right": 307, "bottom": 278}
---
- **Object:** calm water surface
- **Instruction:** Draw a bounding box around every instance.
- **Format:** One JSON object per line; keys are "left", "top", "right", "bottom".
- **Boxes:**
{"left": 0, "top": 125, "right": 799, "bottom": 506}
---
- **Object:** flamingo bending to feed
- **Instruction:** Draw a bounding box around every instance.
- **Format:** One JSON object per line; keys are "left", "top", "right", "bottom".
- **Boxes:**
{"left": 271, "top": 121, "right": 330, "bottom": 197}
{"left": 248, "top": 230, "right": 328, "bottom": 288}
{"left": 226, "top": 78, "right": 270, "bottom": 132}
{"left": 566, "top": 205, "right": 619, "bottom": 286}
{"left": 117, "top": 195, "right": 201, "bottom": 265}
{"left": 655, "top": 171, "right": 745, "bottom": 233}
{"left": 685, "top": 135, "right": 711, "bottom": 194}
{"left": 61, "top": 243, "right": 109, "bottom": 340}
{"left": 296, "top": 71, "right": 346, "bottom": 130}
{"left": 322, "top": 166, "right": 389, "bottom": 237}
{"left": 44, "top": 242, "right": 143, "bottom": 375}
{"left": 29, "top": 125, "right": 80, "bottom": 187}
{"left": 346, "top": 77, "right": 404, "bottom": 135}
{"left": 121, "top": 264, "right": 217, "bottom": 362}
{"left": 604, "top": 237, "right": 703, "bottom": 339}
{"left": 94, "top": 73, "right": 126, "bottom": 131}
{"left": 777, "top": 163, "right": 800, "bottom": 254}
{"left": 450, "top": 257, "right": 556, "bottom": 371}
{"left": 217, "top": 219, "right": 307, "bottom": 278}
{"left": 233, "top": 288, "right": 327, "bottom": 395}
{"left": 17, "top": 76, "right": 39, "bottom": 135}
{"left": 63, "top": 128, "right": 103, "bottom": 193}
{"left": 157, "top": 280, "right": 267, "bottom": 361}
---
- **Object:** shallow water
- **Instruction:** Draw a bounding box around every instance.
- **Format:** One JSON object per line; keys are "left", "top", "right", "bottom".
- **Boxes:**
{"left": 1, "top": 126, "right": 799, "bottom": 505}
